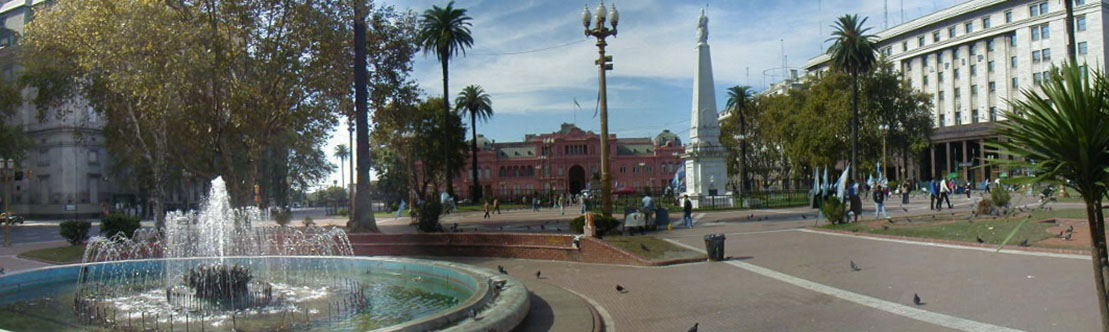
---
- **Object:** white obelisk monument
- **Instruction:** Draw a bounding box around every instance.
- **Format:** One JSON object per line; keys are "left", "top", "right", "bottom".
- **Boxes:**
{"left": 683, "top": 9, "right": 730, "bottom": 208}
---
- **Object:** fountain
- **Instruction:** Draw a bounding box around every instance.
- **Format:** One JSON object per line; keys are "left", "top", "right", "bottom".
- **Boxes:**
{"left": 0, "top": 177, "right": 529, "bottom": 331}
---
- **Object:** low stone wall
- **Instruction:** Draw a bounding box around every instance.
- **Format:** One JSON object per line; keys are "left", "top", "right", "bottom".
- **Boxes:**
{"left": 347, "top": 233, "right": 700, "bottom": 266}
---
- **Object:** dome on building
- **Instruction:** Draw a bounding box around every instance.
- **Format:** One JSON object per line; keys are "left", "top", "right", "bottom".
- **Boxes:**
{"left": 654, "top": 129, "right": 681, "bottom": 147}
{"left": 474, "top": 134, "right": 493, "bottom": 150}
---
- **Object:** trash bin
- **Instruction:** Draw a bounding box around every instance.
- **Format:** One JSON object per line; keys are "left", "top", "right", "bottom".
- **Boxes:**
{"left": 703, "top": 234, "right": 726, "bottom": 261}
{"left": 655, "top": 208, "right": 670, "bottom": 227}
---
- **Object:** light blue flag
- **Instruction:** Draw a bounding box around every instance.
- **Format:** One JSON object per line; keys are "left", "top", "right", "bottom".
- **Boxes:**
{"left": 836, "top": 164, "right": 851, "bottom": 200}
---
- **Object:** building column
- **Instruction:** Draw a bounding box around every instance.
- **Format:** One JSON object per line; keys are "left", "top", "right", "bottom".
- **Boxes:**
{"left": 945, "top": 142, "right": 952, "bottom": 177}
{"left": 978, "top": 139, "right": 986, "bottom": 182}
{"left": 930, "top": 146, "right": 936, "bottom": 180}
{"left": 962, "top": 140, "right": 969, "bottom": 182}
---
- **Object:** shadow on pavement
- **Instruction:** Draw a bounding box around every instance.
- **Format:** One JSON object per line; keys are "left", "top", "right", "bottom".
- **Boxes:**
{"left": 512, "top": 292, "right": 555, "bottom": 332}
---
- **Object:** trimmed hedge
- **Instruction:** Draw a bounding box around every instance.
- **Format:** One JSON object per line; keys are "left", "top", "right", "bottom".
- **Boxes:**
{"left": 59, "top": 220, "right": 91, "bottom": 245}
{"left": 101, "top": 214, "right": 140, "bottom": 239}
{"left": 570, "top": 214, "right": 620, "bottom": 235}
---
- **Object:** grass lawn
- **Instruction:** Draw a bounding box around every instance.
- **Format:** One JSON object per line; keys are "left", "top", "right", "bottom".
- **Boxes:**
{"left": 19, "top": 245, "right": 86, "bottom": 264}
{"left": 603, "top": 235, "right": 705, "bottom": 261}
{"left": 822, "top": 207, "right": 1105, "bottom": 246}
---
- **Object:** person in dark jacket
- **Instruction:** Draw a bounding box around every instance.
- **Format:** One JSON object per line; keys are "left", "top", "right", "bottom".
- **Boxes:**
{"left": 682, "top": 195, "right": 694, "bottom": 228}
{"left": 873, "top": 184, "right": 889, "bottom": 219}
{"left": 929, "top": 179, "right": 940, "bottom": 211}
{"left": 848, "top": 179, "right": 863, "bottom": 223}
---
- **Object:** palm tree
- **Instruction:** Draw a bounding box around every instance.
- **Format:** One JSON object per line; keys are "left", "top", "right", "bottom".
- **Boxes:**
{"left": 350, "top": 0, "right": 378, "bottom": 232}
{"left": 725, "top": 85, "right": 755, "bottom": 194}
{"left": 455, "top": 84, "right": 493, "bottom": 202}
{"left": 826, "top": 14, "right": 877, "bottom": 181}
{"left": 418, "top": 1, "right": 473, "bottom": 198}
{"left": 989, "top": 63, "right": 1109, "bottom": 330}
{"left": 333, "top": 144, "right": 350, "bottom": 188}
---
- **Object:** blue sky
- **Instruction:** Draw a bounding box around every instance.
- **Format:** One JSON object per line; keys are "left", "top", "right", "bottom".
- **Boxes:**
{"left": 320, "top": 0, "right": 967, "bottom": 188}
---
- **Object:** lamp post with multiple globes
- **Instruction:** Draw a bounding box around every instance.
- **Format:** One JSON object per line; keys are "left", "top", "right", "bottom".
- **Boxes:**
{"left": 582, "top": 1, "right": 619, "bottom": 217}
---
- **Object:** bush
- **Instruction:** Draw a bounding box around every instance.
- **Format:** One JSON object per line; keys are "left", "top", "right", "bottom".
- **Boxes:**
{"left": 417, "top": 200, "right": 443, "bottom": 232}
{"left": 59, "top": 220, "right": 91, "bottom": 245}
{"left": 570, "top": 214, "right": 620, "bottom": 235}
{"left": 302, "top": 216, "right": 315, "bottom": 227}
{"left": 337, "top": 208, "right": 350, "bottom": 216}
{"left": 990, "top": 185, "right": 1011, "bottom": 207}
{"left": 100, "top": 214, "right": 140, "bottom": 239}
{"left": 274, "top": 208, "right": 292, "bottom": 226}
{"left": 823, "top": 197, "right": 848, "bottom": 224}
{"left": 976, "top": 198, "right": 994, "bottom": 215}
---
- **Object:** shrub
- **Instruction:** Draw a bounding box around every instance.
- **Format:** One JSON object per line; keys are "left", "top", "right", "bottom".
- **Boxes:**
{"left": 337, "top": 208, "right": 350, "bottom": 216}
{"left": 302, "top": 216, "right": 315, "bottom": 227}
{"left": 823, "top": 197, "right": 848, "bottom": 224}
{"left": 570, "top": 214, "right": 620, "bottom": 235}
{"left": 274, "top": 208, "right": 292, "bottom": 226}
{"left": 417, "top": 200, "right": 443, "bottom": 232}
{"left": 976, "top": 198, "right": 993, "bottom": 215}
{"left": 59, "top": 220, "right": 91, "bottom": 245}
{"left": 100, "top": 214, "right": 140, "bottom": 239}
{"left": 990, "top": 185, "right": 1011, "bottom": 207}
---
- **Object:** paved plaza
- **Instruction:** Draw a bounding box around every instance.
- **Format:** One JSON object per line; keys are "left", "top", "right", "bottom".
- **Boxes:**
{"left": 0, "top": 193, "right": 1099, "bottom": 331}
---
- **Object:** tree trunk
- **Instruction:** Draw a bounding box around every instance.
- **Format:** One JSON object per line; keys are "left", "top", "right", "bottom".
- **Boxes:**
{"left": 350, "top": 0, "right": 379, "bottom": 233}
{"left": 1065, "top": 0, "right": 1077, "bottom": 64}
{"left": 1087, "top": 199, "right": 1109, "bottom": 331}
{"left": 851, "top": 72, "right": 859, "bottom": 182}
{"left": 152, "top": 155, "right": 166, "bottom": 229}
{"left": 470, "top": 110, "right": 481, "bottom": 202}
{"left": 442, "top": 59, "right": 454, "bottom": 198}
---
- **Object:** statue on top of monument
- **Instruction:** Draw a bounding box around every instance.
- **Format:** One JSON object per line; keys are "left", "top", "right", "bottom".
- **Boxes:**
{"left": 697, "top": 9, "right": 709, "bottom": 43}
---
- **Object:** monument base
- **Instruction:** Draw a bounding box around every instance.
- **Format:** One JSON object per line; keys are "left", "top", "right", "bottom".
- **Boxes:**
{"left": 687, "top": 194, "right": 734, "bottom": 209}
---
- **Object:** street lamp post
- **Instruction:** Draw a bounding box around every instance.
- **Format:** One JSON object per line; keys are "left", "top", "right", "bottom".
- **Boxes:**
{"left": 1, "top": 158, "right": 13, "bottom": 247}
{"left": 878, "top": 124, "right": 889, "bottom": 181}
{"left": 582, "top": 1, "right": 619, "bottom": 217}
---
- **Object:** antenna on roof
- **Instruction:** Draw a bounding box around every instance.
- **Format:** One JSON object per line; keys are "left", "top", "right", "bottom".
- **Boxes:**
{"left": 900, "top": 0, "right": 904, "bottom": 24}
{"left": 818, "top": 0, "right": 823, "bottom": 53}
{"left": 884, "top": 0, "right": 888, "bottom": 29}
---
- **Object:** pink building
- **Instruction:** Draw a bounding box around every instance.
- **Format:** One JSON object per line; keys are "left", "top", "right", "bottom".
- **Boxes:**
{"left": 455, "top": 123, "right": 684, "bottom": 200}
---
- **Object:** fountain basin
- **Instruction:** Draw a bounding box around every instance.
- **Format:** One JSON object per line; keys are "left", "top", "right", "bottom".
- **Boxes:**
{"left": 0, "top": 256, "right": 529, "bottom": 332}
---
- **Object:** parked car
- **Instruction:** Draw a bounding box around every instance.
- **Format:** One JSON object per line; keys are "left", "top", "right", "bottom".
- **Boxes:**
{"left": 0, "top": 213, "right": 23, "bottom": 225}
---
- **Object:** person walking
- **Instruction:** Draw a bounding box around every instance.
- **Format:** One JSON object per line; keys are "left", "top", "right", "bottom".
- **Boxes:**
{"left": 939, "top": 178, "right": 953, "bottom": 209}
{"left": 929, "top": 179, "right": 940, "bottom": 211}
{"left": 558, "top": 194, "right": 566, "bottom": 215}
{"left": 396, "top": 200, "right": 407, "bottom": 219}
{"left": 873, "top": 184, "right": 889, "bottom": 219}
{"left": 483, "top": 200, "right": 491, "bottom": 219}
{"left": 682, "top": 195, "right": 694, "bottom": 228}
{"left": 493, "top": 198, "right": 501, "bottom": 214}
{"left": 901, "top": 182, "right": 910, "bottom": 205}
{"left": 964, "top": 182, "right": 972, "bottom": 199}
{"left": 532, "top": 197, "right": 540, "bottom": 212}
{"left": 848, "top": 179, "right": 863, "bottom": 223}
{"left": 641, "top": 193, "right": 656, "bottom": 225}
{"left": 579, "top": 194, "right": 587, "bottom": 214}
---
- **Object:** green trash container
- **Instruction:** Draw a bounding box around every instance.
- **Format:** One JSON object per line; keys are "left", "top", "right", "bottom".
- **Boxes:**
{"left": 703, "top": 234, "right": 726, "bottom": 261}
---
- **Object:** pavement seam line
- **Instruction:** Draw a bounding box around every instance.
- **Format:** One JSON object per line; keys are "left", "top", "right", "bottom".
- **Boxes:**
{"left": 560, "top": 286, "right": 616, "bottom": 332}
{"left": 662, "top": 238, "right": 1027, "bottom": 332}
{"left": 798, "top": 228, "right": 1091, "bottom": 260}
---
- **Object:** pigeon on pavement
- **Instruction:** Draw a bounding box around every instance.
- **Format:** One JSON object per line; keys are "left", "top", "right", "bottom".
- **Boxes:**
{"left": 535, "top": 270, "right": 542, "bottom": 279}
{"left": 688, "top": 322, "right": 699, "bottom": 332}
{"left": 1019, "top": 239, "right": 1030, "bottom": 247}
{"left": 976, "top": 236, "right": 984, "bottom": 243}
{"left": 1065, "top": 232, "right": 1074, "bottom": 241}
{"left": 913, "top": 293, "right": 923, "bottom": 305}
{"left": 616, "top": 284, "right": 627, "bottom": 293}
{"left": 640, "top": 243, "right": 650, "bottom": 252}
{"left": 850, "top": 261, "right": 861, "bottom": 271}
{"left": 498, "top": 265, "right": 508, "bottom": 275}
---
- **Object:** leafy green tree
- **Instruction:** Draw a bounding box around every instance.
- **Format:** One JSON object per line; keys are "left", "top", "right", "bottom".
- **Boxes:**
{"left": 455, "top": 84, "right": 493, "bottom": 201}
{"left": 334, "top": 144, "right": 350, "bottom": 188}
{"left": 826, "top": 14, "right": 878, "bottom": 180}
{"left": 989, "top": 64, "right": 1109, "bottom": 329}
{"left": 0, "top": 72, "right": 30, "bottom": 163}
{"left": 418, "top": 1, "right": 473, "bottom": 198}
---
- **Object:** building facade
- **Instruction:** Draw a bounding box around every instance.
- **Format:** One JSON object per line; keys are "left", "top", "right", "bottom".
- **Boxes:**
{"left": 454, "top": 123, "right": 684, "bottom": 200}
{"left": 806, "top": 0, "right": 1105, "bottom": 183}
{"left": 1, "top": 0, "right": 131, "bottom": 218}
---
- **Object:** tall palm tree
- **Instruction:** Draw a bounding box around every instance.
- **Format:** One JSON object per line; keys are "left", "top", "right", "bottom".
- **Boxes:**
{"left": 826, "top": 14, "right": 877, "bottom": 181}
{"left": 989, "top": 63, "right": 1109, "bottom": 330}
{"left": 418, "top": 1, "right": 473, "bottom": 198}
{"left": 455, "top": 84, "right": 493, "bottom": 202}
{"left": 725, "top": 85, "right": 755, "bottom": 194}
{"left": 333, "top": 144, "right": 350, "bottom": 188}
{"left": 350, "top": 0, "right": 379, "bottom": 232}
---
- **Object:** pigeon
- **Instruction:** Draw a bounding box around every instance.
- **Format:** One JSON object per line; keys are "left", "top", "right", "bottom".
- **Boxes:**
{"left": 913, "top": 293, "right": 923, "bottom": 305}
{"left": 802, "top": 215, "right": 807, "bottom": 219}
{"left": 1065, "top": 232, "right": 1074, "bottom": 241}
{"left": 0, "top": 267, "right": 5, "bottom": 275}
{"left": 976, "top": 236, "right": 984, "bottom": 243}
{"left": 688, "top": 322, "right": 699, "bottom": 332}
{"left": 498, "top": 265, "right": 508, "bottom": 275}
{"left": 640, "top": 243, "right": 650, "bottom": 252}
{"left": 1019, "top": 239, "right": 1030, "bottom": 247}
{"left": 470, "top": 308, "right": 482, "bottom": 320}
{"left": 616, "top": 284, "right": 627, "bottom": 293}
{"left": 850, "top": 260, "right": 861, "bottom": 271}
{"left": 1067, "top": 225, "right": 1075, "bottom": 233}
{"left": 902, "top": 208, "right": 909, "bottom": 212}
{"left": 1058, "top": 230, "right": 1065, "bottom": 238}
{"left": 882, "top": 225, "right": 890, "bottom": 230}
{"left": 535, "top": 270, "right": 542, "bottom": 279}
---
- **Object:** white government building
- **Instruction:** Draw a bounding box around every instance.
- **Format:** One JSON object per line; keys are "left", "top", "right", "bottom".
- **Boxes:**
{"left": 802, "top": 0, "right": 1103, "bottom": 184}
